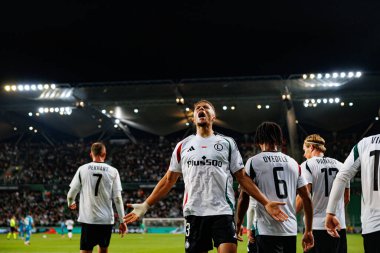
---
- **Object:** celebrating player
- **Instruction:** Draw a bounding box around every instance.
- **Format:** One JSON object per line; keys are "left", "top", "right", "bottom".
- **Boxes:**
{"left": 124, "top": 100, "right": 288, "bottom": 253}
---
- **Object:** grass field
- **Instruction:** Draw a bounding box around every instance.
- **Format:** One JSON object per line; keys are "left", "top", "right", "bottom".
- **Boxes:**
{"left": 0, "top": 233, "right": 364, "bottom": 253}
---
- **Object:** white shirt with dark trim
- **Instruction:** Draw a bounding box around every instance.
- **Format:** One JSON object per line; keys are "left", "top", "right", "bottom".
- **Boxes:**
{"left": 245, "top": 152, "right": 307, "bottom": 236}
{"left": 301, "top": 157, "right": 348, "bottom": 230}
{"left": 327, "top": 134, "right": 380, "bottom": 234}
{"left": 65, "top": 219, "right": 74, "bottom": 230}
{"left": 69, "top": 162, "right": 122, "bottom": 224}
{"left": 169, "top": 133, "right": 244, "bottom": 216}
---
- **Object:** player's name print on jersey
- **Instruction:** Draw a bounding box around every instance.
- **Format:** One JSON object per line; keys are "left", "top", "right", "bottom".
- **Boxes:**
{"left": 88, "top": 164, "right": 109, "bottom": 171}
{"left": 262, "top": 154, "right": 288, "bottom": 163}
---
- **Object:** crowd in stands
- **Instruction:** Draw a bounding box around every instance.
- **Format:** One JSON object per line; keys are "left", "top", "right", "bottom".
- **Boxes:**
{"left": 0, "top": 133, "right": 359, "bottom": 227}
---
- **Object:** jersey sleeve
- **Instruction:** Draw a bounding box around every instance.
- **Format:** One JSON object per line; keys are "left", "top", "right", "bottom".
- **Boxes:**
{"left": 327, "top": 142, "right": 361, "bottom": 214}
{"left": 69, "top": 167, "right": 82, "bottom": 191}
{"left": 244, "top": 157, "right": 255, "bottom": 181}
{"left": 112, "top": 169, "right": 123, "bottom": 197}
{"left": 168, "top": 142, "right": 183, "bottom": 173}
{"left": 229, "top": 138, "right": 244, "bottom": 174}
{"left": 301, "top": 161, "right": 313, "bottom": 184}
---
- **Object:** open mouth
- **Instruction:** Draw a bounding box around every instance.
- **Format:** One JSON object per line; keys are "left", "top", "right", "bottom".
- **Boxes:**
{"left": 198, "top": 111, "right": 206, "bottom": 118}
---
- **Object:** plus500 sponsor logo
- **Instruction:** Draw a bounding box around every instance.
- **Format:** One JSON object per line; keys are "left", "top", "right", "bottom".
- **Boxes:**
{"left": 187, "top": 159, "right": 222, "bottom": 167}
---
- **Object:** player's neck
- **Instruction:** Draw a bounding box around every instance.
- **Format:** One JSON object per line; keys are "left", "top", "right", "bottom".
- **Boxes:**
{"left": 260, "top": 144, "right": 278, "bottom": 152}
{"left": 312, "top": 151, "right": 324, "bottom": 158}
{"left": 92, "top": 157, "right": 105, "bottom": 163}
{"left": 196, "top": 125, "right": 214, "bottom": 138}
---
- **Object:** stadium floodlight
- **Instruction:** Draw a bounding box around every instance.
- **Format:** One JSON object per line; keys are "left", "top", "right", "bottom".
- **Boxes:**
{"left": 355, "top": 71, "right": 362, "bottom": 78}
{"left": 44, "top": 108, "right": 49, "bottom": 113}
{"left": 376, "top": 117, "right": 379, "bottom": 121}
{"left": 329, "top": 98, "right": 334, "bottom": 103}
{"left": 257, "top": 105, "right": 262, "bottom": 109}
{"left": 311, "top": 99, "right": 315, "bottom": 104}
{"left": 54, "top": 108, "right": 59, "bottom": 112}
{"left": 309, "top": 74, "right": 315, "bottom": 79}
{"left": 332, "top": 73, "right": 339, "bottom": 78}
{"left": 36, "top": 113, "right": 40, "bottom": 116}
{"left": 340, "top": 72, "right": 346, "bottom": 78}
{"left": 11, "top": 85, "right": 17, "bottom": 91}
{"left": 348, "top": 72, "right": 354, "bottom": 78}
{"left": 334, "top": 98, "right": 340, "bottom": 103}
{"left": 185, "top": 107, "right": 190, "bottom": 112}
{"left": 295, "top": 120, "right": 299, "bottom": 124}
{"left": 305, "top": 99, "right": 310, "bottom": 104}
{"left": 317, "top": 99, "right": 321, "bottom": 103}
{"left": 24, "top": 85, "right": 30, "bottom": 91}
{"left": 38, "top": 108, "right": 44, "bottom": 113}
{"left": 304, "top": 103, "right": 308, "bottom": 108}
{"left": 231, "top": 106, "right": 236, "bottom": 110}
{"left": 38, "top": 84, "right": 43, "bottom": 90}
{"left": 18, "top": 85, "right": 24, "bottom": 91}
{"left": 340, "top": 102, "right": 345, "bottom": 106}
{"left": 50, "top": 84, "right": 56, "bottom": 89}
{"left": 186, "top": 122, "right": 190, "bottom": 126}
{"left": 44, "top": 84, "right": 49, "bottom": 89}
{"left": 49, "top": 108, "right": 54, "bottom": 113}
{"left": 134, "top": 108, "right": 139, "bottom": 113}
{"left": 325, "top": 73, "right": 331, "bottom": 79}
{"left": 109, "top": 110, "right": 114, "bottom": 114}
{"left": 265, "top": 105, "right": 270, "bottom": 109}
{"left": 317, "top": 73, "right": 322, "bottom": 79}
{"left": 115, "top": 119, "right": 120, "bottom": 124}
{"left": 349, "top": 102, "right": 354, "bottom": 106}
{"left": 29, "top": 126, "right": 33, "bottom": 131}
{"left": 31, "top": 84, "right": 36, "bottom": 90}
{"left": 222, "top": 106, "right": 227, "bottom": 110}
{"left": 101, "top": 109, "right": 106, "bottom": 114}
{"left": 34, "top": 129, "right": 38, "bottom": 133}
{"left": 302, "top": 74, "right": 307, "bottom": 79}
{"left": 323, "top": 98, "right": 328, "bottom": 103}
{"left": 313, "top": 103, "right": 317, "bottom": 107}
{"left": 28, "top": 112, "right": 33, "bottom": 116}
{"left": 13, "top": 127, "right": 17, "bottom": 131}
{"left": 114, "top": 124, "right": 118, "bottom": 128}
{"left": 4, "top": 85, "right": 10, "bottom": 92}
{"left": 98, "top": 125, "right": 101, "bottom": 128}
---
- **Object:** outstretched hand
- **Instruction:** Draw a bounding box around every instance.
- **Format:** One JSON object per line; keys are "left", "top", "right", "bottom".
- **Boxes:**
{"left": 264, "top": 201, "right": 288, "bottom": 222}
{"left": 236, "top": 226, "right": 244, "bottom": 242}
{"left": 123, "top": 202, "right": 150, "bottom": 224}
{"left": 325, "top": 214, "right": 341, "bottom": 238}
{"left": 119, "top": 223, "right": 127, "bottom": 238}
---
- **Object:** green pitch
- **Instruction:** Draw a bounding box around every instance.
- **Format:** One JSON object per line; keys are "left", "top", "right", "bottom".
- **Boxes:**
{"left": 0, "top": 233, "right": 364, "bottom": 253}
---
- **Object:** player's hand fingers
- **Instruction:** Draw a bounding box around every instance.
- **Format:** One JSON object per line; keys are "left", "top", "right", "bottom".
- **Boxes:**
{"left": 272, "top": 201, "right": 286, "bottom": 206}
{"left": 123, "top": 214, "right": 139, "bottom": 223}
{"left": 327, "top": 229, "right": 340, "bottom": 238}
{"left": 236, "top": 234, "right": 243, "bottom": 242}
{"left": 126, "top": 203, "right": 134, "bottom": 208}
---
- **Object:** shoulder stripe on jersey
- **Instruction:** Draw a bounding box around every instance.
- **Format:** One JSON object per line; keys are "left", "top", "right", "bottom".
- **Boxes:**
{"left": 225, "top": 178, "right": 234, "bottom": 212}
{"left": 176, "top": 143, "right": 183, "bottom": 163}
{"left": 298, "top": 165, "right": 301, "bottom": 176}
{"left": 79, "top": 172, "right": 82, "bottom": 184}
{"left": 221, "top": 137, "right": 232, "bottom": 163}
{"left": 353, "top": 144, "right": 359, "bottom": 161}
{"left": 305, "top": 162, "right": 312, "bottom": 175}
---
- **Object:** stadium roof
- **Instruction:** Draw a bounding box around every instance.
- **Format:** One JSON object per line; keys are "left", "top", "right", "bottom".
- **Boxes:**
{"left": 0, "top": 74, "right": 379, "bottom": 140}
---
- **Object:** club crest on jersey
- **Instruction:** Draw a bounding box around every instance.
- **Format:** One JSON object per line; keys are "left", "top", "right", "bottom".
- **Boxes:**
{"left": 214, "top": 143, "right": 223, "bottom": 151}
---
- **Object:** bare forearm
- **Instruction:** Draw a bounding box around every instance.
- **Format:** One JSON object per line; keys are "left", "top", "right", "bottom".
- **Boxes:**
{"left": 236, "top": 191, "right": 249, "bottom": 228}
{"left": 302, "top": 196, "right": 313, "bottom": 232}
{"left": 146, "top": 172, "right": 178, "bottom": 206}
{"left": 238, "top": 174, "right": 268, "bottom": 206}
{"left": 295, "top": 195, "right": 303, "bottom": 214}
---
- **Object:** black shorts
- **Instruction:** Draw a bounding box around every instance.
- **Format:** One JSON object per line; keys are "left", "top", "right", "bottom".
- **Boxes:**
{"left": 80, "top": 223, "right": 113, "bottom": 251}
{"left": 68, "top": 229, "right": 72, "bottom": 233}
{"left": 256, "top": 235, "right": 296, "bottom": 253}
{"left": 306, "top": 229, "right": 346, "bottom": 253}
{"left": 10, "top": 227, "right": 17, "bottom": 233}
{"left": 185, "top": 215, "right": 237, "bottom": 253}
{"left": 362, "top": 230, "right": 380, "bottom": 253}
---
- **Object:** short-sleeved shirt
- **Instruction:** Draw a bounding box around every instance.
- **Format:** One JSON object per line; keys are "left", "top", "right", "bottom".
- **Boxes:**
{"left": 169, "top": 133, "right": 244, "bottom": 216}
{"left": 246, "top": 152, "right": 307, "bottom": 236}
{"left": 65, "top": 219, "right": 75, "bottom": 230}
{"left": 25, "top": 216, "right": 33, "bottom": 230}
{"left": 69, "top": 162, "right": 122, "bottom": 224}
{"left": 301, "top": 156, "right": 348, "bottom": 229}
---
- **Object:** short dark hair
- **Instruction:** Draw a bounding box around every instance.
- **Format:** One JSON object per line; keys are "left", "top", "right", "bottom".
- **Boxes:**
{"left": 254, "top": 122, "right": 283, "bottom": 147}
{"left": 91, "top": 142, "right": 106, "bottom": 156}
{"left": 193, "top": 100, "right": 216, "bottom": 112}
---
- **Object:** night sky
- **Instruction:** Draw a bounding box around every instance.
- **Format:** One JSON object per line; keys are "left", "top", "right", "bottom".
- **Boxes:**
{"left": 1, "top": 1, "right": 380, "bottom": 83}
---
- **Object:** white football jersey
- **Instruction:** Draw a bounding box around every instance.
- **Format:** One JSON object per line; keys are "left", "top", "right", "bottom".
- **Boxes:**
{"left": 301, "top": 157, "right": 348, "bottom": 229}
{"left": 65, "top": 219, "right": 74, "bottom": 230}
{"left": 169, "top": 133, "right": 244, "bottom": 216}
{"left": 245, "top": 152, "right": 307, "bottom": 236}
{"left": 327, "top": 134, "right": 380, "bottom": 234}
{"left": 69, "top": 162, "right": 122, "bottom": 224}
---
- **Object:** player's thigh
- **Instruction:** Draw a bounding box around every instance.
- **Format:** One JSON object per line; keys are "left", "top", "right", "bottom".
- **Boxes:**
{"left": 281, "top": 236, "right": 296, "bottom": 253}
{"left": 96, "top": 225, "right": 113, "bottom": 248}
{"left": 185, "top": 215, "right": 213, "bottom": 253}
{"left": 211, "top": 215, "right": 237, "bottom": 248}
{"left": 363, "top": 231, "right": 380, "bottom": 253}
{"left": 80, "top": 223, "right": 98, "bottom": 251}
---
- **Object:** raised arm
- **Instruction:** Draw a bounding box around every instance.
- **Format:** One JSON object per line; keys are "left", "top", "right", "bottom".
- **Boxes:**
{"left": 123, "top": 170, "right": 181, "bottom": 224}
